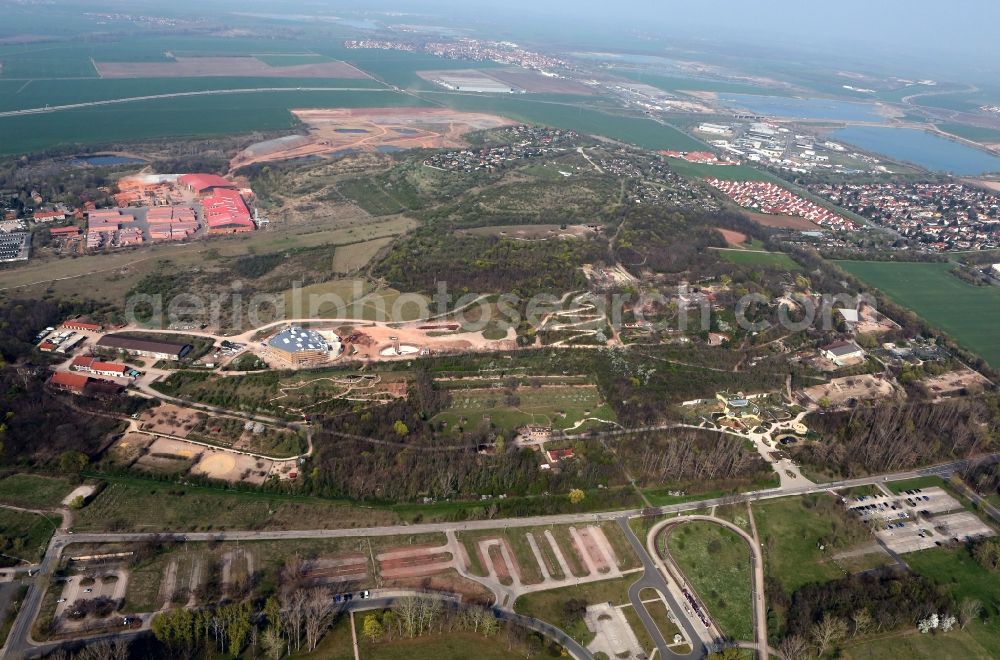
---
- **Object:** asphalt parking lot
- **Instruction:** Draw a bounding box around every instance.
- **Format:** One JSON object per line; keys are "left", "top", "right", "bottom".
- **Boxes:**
{"left": 877, "top": 512, "right": 994, "bottom": 554}
{"left": 847, "top": 487, "right": 960, "bottom": 524}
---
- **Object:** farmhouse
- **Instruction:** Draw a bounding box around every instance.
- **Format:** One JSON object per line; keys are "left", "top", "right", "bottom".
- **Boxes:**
{"left": 821, "top": 340, "right": 866, "bottom": 366}
{"left": 48, "top": 371, "right": 124, "bottom": 397}
{"left": 70, "top": 356, "right": 130, "bottom": 378}
{"left": 264, "top": 326, "right": 340, "bottom": 367}
{"left": 96, "top": 334, "right": 192, "bottom": 361}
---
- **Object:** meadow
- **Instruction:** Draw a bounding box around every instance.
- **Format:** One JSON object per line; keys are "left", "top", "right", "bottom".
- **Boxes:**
{"left": 666, "top": 521, "right": 753, "bottom": 641}
{"left": 431, "top": 383, "right": 615, "bottom": 435}
{"left": 715, "top": 248, "right": 802, "bottom": 270}
{"left": 837, "top": 261, "right": 1000, "bottom": 366}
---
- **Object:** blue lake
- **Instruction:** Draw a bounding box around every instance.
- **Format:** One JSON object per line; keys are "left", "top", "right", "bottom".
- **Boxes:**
{"left": 833, "top": 126, "right": 1000, "bottom": 175}
{"left": 71, "top": 155, "right": 147, "bottom": 166}
{"left": 717, "top": 93, "right": 886, "bottom": 122}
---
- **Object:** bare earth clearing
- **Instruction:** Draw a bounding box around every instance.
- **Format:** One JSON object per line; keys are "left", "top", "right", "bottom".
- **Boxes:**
{"left": 232, "top": 107, "right": 514, "bottom": 167}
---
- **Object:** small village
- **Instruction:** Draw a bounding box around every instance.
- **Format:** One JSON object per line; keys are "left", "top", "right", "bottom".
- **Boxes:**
{"left": 811, "top": 181, "right": 1000, "bottom": 251}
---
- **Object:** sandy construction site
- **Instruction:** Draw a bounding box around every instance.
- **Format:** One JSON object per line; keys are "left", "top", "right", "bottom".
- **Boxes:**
{"left": 94, "top": 56, "right": 369, "bottom": 79}
{"left": 231, "top": 107, "right": 515, "bottom": 167}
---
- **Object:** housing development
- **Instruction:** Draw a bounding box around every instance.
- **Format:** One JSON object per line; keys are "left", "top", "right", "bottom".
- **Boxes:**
{"left": 1, "top": 3, "right": 1000, "bottom": 660}
{"left": 812, "top": 181, "right": 1000, "bottom": 250}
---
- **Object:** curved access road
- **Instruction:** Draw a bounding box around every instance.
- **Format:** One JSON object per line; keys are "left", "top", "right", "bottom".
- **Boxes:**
{"left": 0, "top": 87, "right": 395, "bottom": 118}
{"left": 652, "top": 516, "right": 767, "bottom": 660}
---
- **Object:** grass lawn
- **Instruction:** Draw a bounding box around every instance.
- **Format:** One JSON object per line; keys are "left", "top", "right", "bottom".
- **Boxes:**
{"left": 837, "top": 261, "right": 1000, "bottom": 366}
{"left": 665, "top": 522, "right": 753, "bottom": 641}
{"left": 0, "top": 508, "right": 61, "bottom": 565}
{"left": 0, "top": 474, "right": 76, "bottom": 509}
{"left": 752, "top": 494, "right": 871, "bottom": 595}
{"left": 886, "top": 476, "right": 946, "bottom": 494}
{"left": 431, "top": 384, "right": 614, "bottom": 435}
{"left": 293, "top": 612, "right": 355, "bottom": 659}
{"left": 715, "top": 248, "right": 802, "bottom": 270}
{"left": 514, "top": 575, "right": 637, "bottom": 644}
{"left": 72, "top": 477, "right": 399, "bottom": 532}
{"left": 841, "top": 628, "right": 992, "bottom": 659}
{"left": 906, "top": 545, "right": 1000, "bottom": 656}
{"left": 359, "top": 630, "right": 520, "bottom": 659}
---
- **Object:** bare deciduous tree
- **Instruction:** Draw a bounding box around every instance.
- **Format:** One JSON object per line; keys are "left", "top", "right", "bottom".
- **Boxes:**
{"left": 777, "top": 634, "right": 810, "bottom": 660}
{"left": 811, "top": 613, "right": 848, "bottom": 658}
{"left": 959, "top": 598, "right": 982, "bottom": 630}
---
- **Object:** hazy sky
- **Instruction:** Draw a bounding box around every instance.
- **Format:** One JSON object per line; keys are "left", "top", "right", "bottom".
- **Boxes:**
{"left": 322, "top": 0, "right": 997, "bottom": 83}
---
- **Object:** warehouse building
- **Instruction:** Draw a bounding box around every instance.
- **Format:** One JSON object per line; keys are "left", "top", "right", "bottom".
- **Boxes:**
{"left": 96, "top": 334, "right": 192, "bottom": 361}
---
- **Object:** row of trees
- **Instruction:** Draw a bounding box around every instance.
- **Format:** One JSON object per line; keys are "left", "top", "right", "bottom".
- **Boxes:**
{"left": 798, "top": 396, "right": 999, "bottom": 476}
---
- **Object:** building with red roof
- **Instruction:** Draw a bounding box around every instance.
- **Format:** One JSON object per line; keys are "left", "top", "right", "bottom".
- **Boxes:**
{"left": 33, "top": 210, "right": 66, "bottom": 222}
{"left": 71, "top": 356, "right": 129, "bottom": 377}
{"left": 202, "top": 188, "right": 254, "bottom": 234}
{"left": 49, "top": 371, "right": 91, "bottom": 393}
{"left": 178, "top": 174, "right": 238, "bottom": 194}
{"left": 49, "top": 226, "right": 82, "bottom": 237}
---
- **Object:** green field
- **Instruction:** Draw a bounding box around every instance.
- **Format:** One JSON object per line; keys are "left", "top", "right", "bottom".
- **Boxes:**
{"left": 71, "top": 478, "right": 399, "bottom": 532}
{"left": 0, "top": 474, "right": 75, "bottom": 509}
{"left": 837, "top": 261, "right": 1000, "bottom": 366}
{"left": 432, "top": 384, "right": 615, "bottom": 435}
{"left": 716, "top": 249, "right": 802, "bottom": 270}
{"left": 664, "top": 158, "right": 778, "bottom": 182}
{"left": 0, "top": 89, "right": 424, "bottom": 156}
{"left": 666, "top": 522, "right": 753, "bottom": 641}
{"left": 937, "top": 123, "right": 1000, "bottom": 144}
{"left": 616, "top": 71, "right": 784, "bottom": 96}
{"left": 0, "top": 508, "right": 61, "bottom": 564}
{"left": 358, "top": 629, "right": 520, "bottom": 660}
{"left": 904, "top": 545, "right": 1000, "bottom": 656}
{"left": 429, "top": 93, "right": 707, "bottom": 151}
{"left": 0, "top": 76, "right": 387, "bottom": 113}
{"left": 514, "top": 575, "right": 637, "bottom": 644}
{"left": 841, "top": 629, "right": 993, "bottom": 660}
{"left": 752, "top": 494, "right": 872, "bottom": 595}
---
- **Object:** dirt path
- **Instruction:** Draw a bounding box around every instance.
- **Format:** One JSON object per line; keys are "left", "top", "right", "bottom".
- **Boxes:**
{"left": 543, "top": 531, "right": 576, "bottom": 578}
{"left": 186, "top": 559, "right": 201, "bottom": 608}
{"left": 158, "top": 559, "right": 178, "bottom": 609}
{"left": 525, "top": 533, "right": 553, "bottom": 581}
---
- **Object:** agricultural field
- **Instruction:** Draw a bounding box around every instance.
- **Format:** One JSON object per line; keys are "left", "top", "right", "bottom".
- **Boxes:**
{"left": 937, "top": 123, "right": 1000, "bottom": 144}
{"left": 665, "top": 522, "right": 753, "bottom": 641}
{"left": 0, "top": 89, "right": 423, "bottom": 156}
{"left": 0, "top": 474, "right": 76, "bottom": 509}
{"left": 432, "top": 383, "right": 615, "bottom": 436}
{"left": 664, "top": 159, "right": 778, "bottom": 182}
{"left": 837, "top": 261, "right": 1000, "bottom": 366}
{"left": 715, "top": 248, "right": 802, "bottom": 270}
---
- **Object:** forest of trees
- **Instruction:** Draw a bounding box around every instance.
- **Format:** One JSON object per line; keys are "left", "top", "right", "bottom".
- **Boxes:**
{"left": 796, "top": 397, "right": 999, "bottom": 476}
{"left": 768, "top": 572, "right": 954, "bottom": 658}
{"left": 623, "top": 428, "right": 773, "bottom": 488}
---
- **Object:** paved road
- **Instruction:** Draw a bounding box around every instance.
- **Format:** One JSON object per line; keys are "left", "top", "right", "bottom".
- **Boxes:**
{"left": 6, "top": 454, "right": 997, "bottom": 656}
{"left": 654, "top": 516, "right": 767, "bottom": 659}
{"left": 617, "top": 517, "right": 703, "bottom": 660}
{"left": 0, "top": 87, "right": 395, "bottom": 118}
